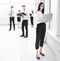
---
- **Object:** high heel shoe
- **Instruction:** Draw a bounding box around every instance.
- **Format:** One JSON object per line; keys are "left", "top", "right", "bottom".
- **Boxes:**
{"left": 36, "top": 56, "right": 40, "bottom": 60}
{"left": 40, "top": 52, "right": 45, "bottom": 56}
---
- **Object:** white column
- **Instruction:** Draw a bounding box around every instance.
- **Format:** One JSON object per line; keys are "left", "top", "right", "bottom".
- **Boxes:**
{"left": 56, "top": 0, "right": 60, "bottom": 36}
{"left": 49, "top": 0, "right": 51, "bottom": 29}
{"left": 44, "top": 0, "right": 51, "bottom": 29}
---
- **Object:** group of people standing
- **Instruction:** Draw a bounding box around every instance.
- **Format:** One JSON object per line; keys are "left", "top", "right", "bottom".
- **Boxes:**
{"left": 9, "top": 2, "right": 48, "bottom": 60}
{"left": 9, "top": 5, "right": 34, "bottom": 38}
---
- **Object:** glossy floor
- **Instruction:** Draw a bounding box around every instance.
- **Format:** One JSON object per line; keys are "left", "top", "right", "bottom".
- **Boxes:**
{"left": 0, "top": 25, "right": 55, "bottom": 61}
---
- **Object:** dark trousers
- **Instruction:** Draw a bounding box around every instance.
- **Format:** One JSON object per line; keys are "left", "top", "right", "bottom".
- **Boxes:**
{"left": 35, "top": 23, "right": 46, "bottom": 49}
{"left": 22, "top": 20, "right": 28, "bottom": 36}
{"left": 9, "top": 17, "right": 15, "bottom": 30}
{"left": 30, "top": 17, "right": 34, "bottom": 25}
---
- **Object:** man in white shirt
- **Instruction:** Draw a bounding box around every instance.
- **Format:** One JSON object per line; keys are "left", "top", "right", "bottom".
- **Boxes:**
{"left": 9, "top": 6, "right": 15, "bottom": 31}
{"left": 20, "top": 5, "right": 29, "bottom": 38}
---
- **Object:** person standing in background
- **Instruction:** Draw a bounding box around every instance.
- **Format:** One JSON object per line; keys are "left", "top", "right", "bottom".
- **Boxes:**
{"left": 30, "top": 10, "right": 34, "bottom": 27}
{"left": 35, "top": 2, "right": 48, "bottom": 60}
{"left": 9, "top": 6, "right": 15, "bottom": 31}
{"left": 20, "top": 5, "right": 29, "bottom": 38}
{"left": 17, "top": 10, "right": 21, "bottom": 28}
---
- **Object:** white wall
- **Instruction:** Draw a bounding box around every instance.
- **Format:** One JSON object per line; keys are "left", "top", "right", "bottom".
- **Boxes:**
{"left": 45, "top": 0, "right": 50, "bottom": 29}
{"left": 45, "top": 0, "right": 49, "bottom": 14}
{"left": 50, "top": 0, "right": 57, "bottom": 32}
{"left": 56, "top": 0, "right": 60, "bottom": 36}
{"left": 45, "top": 0, "right": 57, "bottom": 33}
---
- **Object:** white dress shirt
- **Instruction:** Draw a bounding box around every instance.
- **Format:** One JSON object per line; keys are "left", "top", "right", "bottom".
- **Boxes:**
{"left": 22, "top": 10, "right": 29, "bottom": 20}
{"left": 9, "top": 9, "right": 15, "bottom": 17}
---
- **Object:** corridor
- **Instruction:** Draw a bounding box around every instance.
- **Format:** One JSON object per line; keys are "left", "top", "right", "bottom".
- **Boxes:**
{"left": 0, "top": 25, "right": 56, "bottom": 61}
{"left": 0, "top": 0, "right": 60, "bottom": 61}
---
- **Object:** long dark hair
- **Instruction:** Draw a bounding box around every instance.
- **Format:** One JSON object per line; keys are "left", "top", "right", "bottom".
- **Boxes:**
{"left": 38, "top": 2, "right": 44, "bottom": 14}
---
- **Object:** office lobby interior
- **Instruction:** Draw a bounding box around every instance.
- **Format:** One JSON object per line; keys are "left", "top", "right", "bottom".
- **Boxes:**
{"left": 0, "top": 0, "right": 60, "bottom": 61}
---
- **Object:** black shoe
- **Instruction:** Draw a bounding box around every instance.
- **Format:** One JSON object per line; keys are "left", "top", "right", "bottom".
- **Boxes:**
{"left": 40, "top": 52, "right": 45, "bottom": 56}
{"left": 24, "top": 36, "right": 28, "bottom": 38}
{"left": 20, "top": 35, "right": 24, "bottom": 37}
{"left": 36, "top": 57, "right": 40, "bottom": 60}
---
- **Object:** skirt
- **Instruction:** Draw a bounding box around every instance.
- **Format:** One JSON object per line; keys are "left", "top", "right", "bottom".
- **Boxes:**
{"left": 17, "top": 17, "right": 21, "bottom": 22}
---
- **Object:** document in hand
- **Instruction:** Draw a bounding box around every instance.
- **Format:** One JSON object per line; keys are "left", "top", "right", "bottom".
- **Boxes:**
{"left": 43, "top": 13, "right": 53, "bottom": 21}
{"left": 21, "top": 13, "right": 27, "bottom": 15}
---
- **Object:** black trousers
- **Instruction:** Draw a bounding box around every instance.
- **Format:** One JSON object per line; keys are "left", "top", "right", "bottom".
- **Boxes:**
{"left": 22, "top": 20, "right": 28, "bottom": 36}
{"left": 9, "top": 17, "right": 15, "bottom": 30}
{"left": 35, "top": 23, "right": 46, "bottom": 49}
{"left": 30, "top": 17, "right": 34, "bottom": 25}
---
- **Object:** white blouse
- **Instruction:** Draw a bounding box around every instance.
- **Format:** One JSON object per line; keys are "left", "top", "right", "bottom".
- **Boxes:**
{"left": 34, "top": 11, "right": 46, "bottom": 27}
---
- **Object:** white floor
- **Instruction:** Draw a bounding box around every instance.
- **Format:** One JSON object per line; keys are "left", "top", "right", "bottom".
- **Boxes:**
{"left": 0, "top": 25, "right": 56, "bottom": 61}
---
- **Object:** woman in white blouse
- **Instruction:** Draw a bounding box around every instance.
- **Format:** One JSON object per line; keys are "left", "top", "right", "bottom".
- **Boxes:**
{"left": 35, "top": 2, "right": 47, "bottom": 60}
